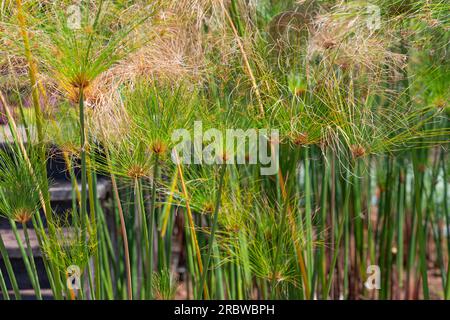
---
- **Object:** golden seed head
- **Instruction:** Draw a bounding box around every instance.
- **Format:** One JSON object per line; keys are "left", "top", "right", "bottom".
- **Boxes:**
{"left": 269, "top": 271, "right": 283, "bottom": 282}
{"left": 151, "top": 140, "right": 167, "bottom": 155}
{"left": 60, "top": 143, "right": 80, "bottom": 157}
{"left": 220, "top": 152, "right": 229, "bottom": 163}
{"left": 433, "top": 97, "right": 446, "bottom": 109}
{"left": 294, "top": 86, "right": 307, "bottom": 96}
{"left": 225, "top": 223, "right": 240, "bottom": 233}
{"left": 350, "top": 144, "right": 366, "bottom": 158}
{"left": 13, "top": 208, "right": 33, "bottom": 224}
{"left": 84, "top": 25, "right": 94, "bottom": 35}
{"left": 202, "top": 202, "right": 214, "bottom": 215}
{"left": 292, "top": 132, "right": 309, "bottom": 146}
{"left": 70, "top": 73, "right": 90, "bottom": 89}
{"left": 127, "top": 165, "right": 146, "bottom": 179}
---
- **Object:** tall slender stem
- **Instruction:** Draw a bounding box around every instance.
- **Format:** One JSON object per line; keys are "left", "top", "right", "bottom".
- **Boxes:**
{"left": 0, "top": 264, "right": 9, "bottom": 300}
{"left": 176, "top": 156, "right": 207, "bottom": 298}
{"left": 443, "top": 149, "right": 450, "bottom": 299}
{"left": 78, "top": 87, "right": 95, "bottom": 297}
{"left": 0, "top": 233, "right": 21, "bottom": 299}
{"left": 304, "top": 147, "right": 313, "bottom": 297}
{"left": 110, "top": 169, "right": 132, "bottom": 300}
{"left": 135, "top": 178, "right": 150, "bottom": 299}
{"left": 277, "top": 164, "right": 310, "bottom": 299}
{"left": 147, "top": 154, "right": 160, "bottom": 299}
{"left": 79, "top": 87, "right": 87, "bottom": 238}
{"left": 22, "top": 221, "right": 42, "bottom": 300}
{"left": 86, "top": 156, "right": 100, "bottom": 299}
{"left": 198, "top": 163, "right": 227, "bottom": 299}
{"left": 9, "top": 220, "right": 41, "bottom": 299}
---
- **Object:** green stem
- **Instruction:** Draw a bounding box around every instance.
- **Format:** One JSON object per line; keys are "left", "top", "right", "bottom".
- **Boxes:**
{"left": 21, "top": 221, "right": 42, "bottom": 300}
{"left": 148, "top": 154, "right": 160, "bottom": 299}
{"left": 198, "top": 163, "right": 227, "bottom": 299}
{"left": 10, "top": 220, "right": 41, "bottom": 299}
{"left": 413, "top": 154, "right": 429, "bottom": 299}
{"left": 270, "top": 197, "right": 289, "bottom": 299}
{"left": 78, "top": 87, "right": 94, "bottom": 297}
{"left": 0, "top": 264, "right": 9, "bottom": 300}
{"left": 442, "top": 150, "right": 450, "bottom": 299}
{"left": 79, "top": 87, "right": 87, "bottom": 240}
{"left": 110, "top": 171, "right": 132, "bottom": 300}
{"left": 0, "top": 232, "right": 21, "bottom": 299}
{"left": 319, "top": 152, "right": 330, "bottom": 299}
{"left": 326, "top": 170, "right": 350, "bottom": 298}
{"left": 87, "top": 157, "right": 100, "bottom": 299}
{"left": 304, "top": 147, "right": 313, "bottom": 297}
{"left": 352, "top": 160, "right": 364, "bottom": 298}
{"left": 396, "top": 162, "right": 406, "bottom": 293}
{"left": 135, "top": 178, "right": 150, "bottom": 299}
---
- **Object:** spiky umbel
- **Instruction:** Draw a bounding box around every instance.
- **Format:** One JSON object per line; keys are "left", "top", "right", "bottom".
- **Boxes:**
{"left": 41, "top": 211, "right": 97, "bottom": 274}
{"left": 0, "top": 147, "right": 43, "bottom": 224}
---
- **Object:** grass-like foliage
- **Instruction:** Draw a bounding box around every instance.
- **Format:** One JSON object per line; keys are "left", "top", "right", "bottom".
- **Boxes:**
{"left": 0, "top": 0, "right": 448, "bottom": 301}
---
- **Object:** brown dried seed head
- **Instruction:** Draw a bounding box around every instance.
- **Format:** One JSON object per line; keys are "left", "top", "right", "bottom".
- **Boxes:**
{"left": 322, "top": 39, "right": 337, "bottom": 49}
{"left": 350, "top": 144, "right": 366, "bottom": 158}
{"left": 70, "top": 73, "right": 90, "bottom": 89}
{"left": 292, "top": 132, "right": 309, "bottom": 146}
{"left": 294, "top": 86, "right": 307, "bottom": 96}
{"left": 14, "top": 208, "right": 33, "bottom": 224}
{"left": 218, "top": 152, "right": 229, "bottom": 163}
{"left": 338, "top": 60, "right": 350, "bottom": 71}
